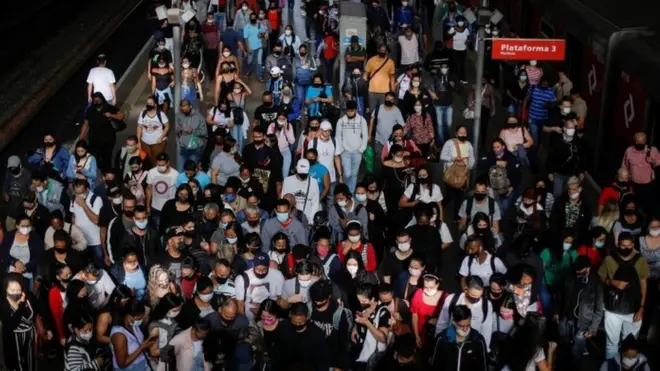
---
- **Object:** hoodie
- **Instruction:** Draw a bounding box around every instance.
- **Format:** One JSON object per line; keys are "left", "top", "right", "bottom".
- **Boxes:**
{"left": 335, "top": 113, "right": 369, "bottom": 154}
{"left": 175, "top": 109, "right": 207, "bottom": 150}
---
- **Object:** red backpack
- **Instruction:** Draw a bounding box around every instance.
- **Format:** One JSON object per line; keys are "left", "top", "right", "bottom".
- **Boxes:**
{"left": 323, "top": 35, "right": 339, "bottom": 60}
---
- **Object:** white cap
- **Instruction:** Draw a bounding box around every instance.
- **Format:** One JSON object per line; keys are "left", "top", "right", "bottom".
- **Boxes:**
{"left": 270, "top": 66, "right": 282, "bottom": 75}
{"left": 320, "top": 121, "right": 332, "bottom": 131}
{"left": 296, "top": 159, "right": 310, "bottom": 174}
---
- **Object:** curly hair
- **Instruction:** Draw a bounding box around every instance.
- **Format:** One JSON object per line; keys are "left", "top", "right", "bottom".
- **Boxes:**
{"left": 148, "top": 264, "right": 171, "bottom": 308}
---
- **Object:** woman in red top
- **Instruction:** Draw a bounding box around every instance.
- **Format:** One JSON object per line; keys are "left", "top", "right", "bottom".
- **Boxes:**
{"left": 266, "top": 2, "right": 281, "bottom": 51}
{"left": 337, "top": 221, "right": 377, "bottom": 272}
{"left": 410, "top": 274, "right": 445, "bottom": 347}
{"left": 576, "top": 226, "right": 608, "bottom": 268}
{"left": 48, "top": 262, "right": 72, "bottom": 345}
{"left": 381, "top": 125, "right": 423, "bottom": 163}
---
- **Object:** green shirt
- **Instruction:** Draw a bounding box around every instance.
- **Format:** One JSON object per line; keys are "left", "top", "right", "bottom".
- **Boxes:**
{"left": 540, "top": 248, "right": 579, "bottom": 286}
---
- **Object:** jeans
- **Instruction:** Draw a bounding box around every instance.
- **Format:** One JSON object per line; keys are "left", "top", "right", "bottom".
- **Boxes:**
{"left": 341, "top": 151, "right": 362, "bottom": 193}
{"left": 88, "top": 244, "right": 105, "bottom": 268}
{"left": 552, "top": 173, "right": 569, "bottom": 198}
{"left": 324, "top": 182, "right": 337, "bottom": 210}
{"left": 434, "top": 104, "right": 453, "bottom": 145}
{"left": 498, "top": 191, "right": 515, "bottom": 218}
{"left": 296, "top": 84, "right": 309, "bottom": 102}
{"left": 181, "top": 85, "right": 197, "bottom": 105}
{"left": 323, "top": 58, "right": 335, "bottom": 82}
{"left": 368, "top": 93, "right": 386, "bottom": 116}
{"left": 508, "top": 103, "right": 520, "bottom": 115}
{"left": 557, "top": 319, "right": 589, "bottom": 364}
{"left": 604, "top": 310, "right": 641, "bottom": 359}
{"left": 528, "top": 118, "right": 542, "bottom": 144}
{"left": 246, "top": 48, "right": 263, "bottom": 79}
{"left": 178, "top": 147, "right": 202, "bottom": 172}
{"left": 150, "top": 209, "right": 162, "bottom": 233}
{"left": 231, "top": 124, "right": 244, "bottom": 152}
{"left": 281, "top": 147, "right": 292, "bottom": 179}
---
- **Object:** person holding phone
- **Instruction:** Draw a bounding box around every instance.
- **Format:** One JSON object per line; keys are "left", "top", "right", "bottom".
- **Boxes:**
{"left": 109, "top": 299, "right": 155, "bottom": 371}
{"left": 622, "top": 132, "right": 660, "bottom": 217}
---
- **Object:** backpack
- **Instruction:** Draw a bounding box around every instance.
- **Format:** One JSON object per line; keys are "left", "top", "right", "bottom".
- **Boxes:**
{"left": 295, "top": 57, "right": 317, "bottom": 87}
{"left": 311, "top": 136, "right": 337, "bottom": 151}
{"left": 277, "top": 57, "right": 294, "bottom": 83}
{"left": 605, "top": 254, "right": 642, "bottom": 315}
{"left": 488, "top": 165, "right": 510, "bottom": 196}
{"left": 465, "top": 196, "right": 496, "bottom": 225}
{"left": 322, "top": 35, "right": 339, "bottom": 60}
{"left": 448, "top": 293, "right": 489, "bottom": 324}
{"left": 332, "top": 303, "right": 354, "bottom": 331}
{"left": 142, "top": 109, "right": 165, "bottom": 127}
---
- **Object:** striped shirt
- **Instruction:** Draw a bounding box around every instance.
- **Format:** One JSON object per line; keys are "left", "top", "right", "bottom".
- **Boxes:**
{"left": 65, "top": 342, "right": 101, "bottom": 371}
{"left": 527, "top": 86, "right": 555, "bottom": 121}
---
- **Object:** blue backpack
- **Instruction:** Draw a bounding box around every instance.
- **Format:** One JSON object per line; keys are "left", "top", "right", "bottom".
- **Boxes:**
{"left": 295, "top": 58, "right": 317, "bottom": 86}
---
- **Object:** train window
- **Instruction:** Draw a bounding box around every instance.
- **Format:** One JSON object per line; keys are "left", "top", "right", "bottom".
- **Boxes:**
{"left": 539, "top": 19, "right": 554, "bottom": 38}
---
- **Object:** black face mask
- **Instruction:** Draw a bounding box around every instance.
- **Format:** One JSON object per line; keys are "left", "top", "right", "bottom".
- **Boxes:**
{"left": 307, "top": 158, "right": 317, "bottom": 165}
{"left": 253, "top": 139, "right": 264, "bottom": 146}
{"left": 10, "top": 167, "right": 21, "bottom": 176}
{"left": 475, "top": 226, "right": 490, "bottom": 235}
{"left": 634, "top": 143, "right": 645, "bottom": 150}
{"left": 250, "top": 19, "right": 257, "bottom": 24}
{"left": 298, "top": 174, "right": 308, "bottom": 180}
{"left": 124, "top": 210, "right": 135, "bottom": 218}
{"left": 44, "top": 142, "right": 56, "bottom": 148}
{"left": 474, "top": 193, "right": 487, "bottom": 201}
{"left": 618, "top": 248, "right": 633, "bottom": 257}
{"left": 146, "top": 104, "right": 155, "bottom": 111}
{"left": 617, "top": 181, "right": 629, "bottom": 188}
{"left": 465, "top": 295, "right": 481, "bottom": 304}
{"left": 313, "top": 300, "right": 328, "bottom": 308}
{"left": 378, "top": 52, "right": 387, "bottom": 57}
{"left": 312, "top": 83, "right": 322, "bottom": 88}
{"left": 623, "top": 209, "right": 636, "bottom": 216}
{"left": 291, "top": 323, "right": 306, "bottom": 332}
{"left": 360, "top": 302, "right": 371, "bottom": 310}
{"left": 254, "top": 270, "right": 268, "bottom": 279}
{"left": 384, "top": 100, "right": 394, "bottom": 107}
{"left": 54, "top": 247, "right": 68, "bottom": 254}
{"left": 418, "top": 177, "right": 431, "bottom": 184}
{"left": 457, "top": 136, "right": 468, "bottom": 142}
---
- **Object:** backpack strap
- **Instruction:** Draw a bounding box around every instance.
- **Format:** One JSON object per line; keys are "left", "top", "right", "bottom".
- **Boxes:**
{"left": 488, "top": 197, "right": 495, "bottom": 224}
{"left": 312, "top": 138, "right": 319, "bottom": 150}
{"left": 447, "top": 293, "right": 461, "bottom": 319}
{"left": 294, "top": 278, "right": 301, "bottom": 295}
{"left": 333, "top": 203, "right": 344, "bottom": 219}
{"left": 481, "top": 295, "right": 489, "bottom": 323}
{"left": 466, "top": 198, "right": 474, "bottom": 223}
{"left": 241, "top": 272, "right": 250, "bottom": 300}
{"left": 332, "top": 304, "right": 343, "bottom": 330}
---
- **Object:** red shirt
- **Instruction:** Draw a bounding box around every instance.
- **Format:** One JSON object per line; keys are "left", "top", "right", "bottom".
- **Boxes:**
{"left": 598, "top": 183, "right": 634, "bottom": 206}
{"left": 267, "top": 9, "right": 281, "bottom": 31}
{"left": 337, "top": 241, "right": 378, "bottom": 272}
{"left": 181, "top": 275, "right": 199, "bottom": 300}
{"left": 49, "top": 287, "right": 66, "bottom": 342}
{"left": 577, "top": 245, "right": 602, "bottom": 268}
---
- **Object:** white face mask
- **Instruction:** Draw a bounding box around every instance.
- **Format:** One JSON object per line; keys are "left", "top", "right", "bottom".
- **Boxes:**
{"left": 393, "top": 156, "right": 404, "bottom": 163}
{"left": 112, "top": 197, "right": 123, "bottom": 205}
{"left": 347, "top": 265, "right": 358, "bottom": 275}
{"left": 19, "top": 226, "right": 32, "bottom": 235}
{"left": 226, "top": 237, "right": 238, "bottom": 244}
{"left": 650, "top": 228, "right": 660, "bottom": 237}
{"left": 414, "top": 106, "right": 422, "bottom": 113}
{"left": 564, "top": 128, "right": 576, "bottom": 137}
{"left": 337, "top": 200, "right": 348, "bottom": 208}
{"left": 569, "top": 191, "right": 580, "bottom": 200}
{"left": 562, "top": 107, "right": 572, "bottom": 114}
{"left": 529, "top": 60, "right": 537, "bottom": 66}
{"left": 492, "top": 30, "right": 499, "bottom": 36}
{"left": 456, "top": 327, "right": 470, "bottom": 337}
{"left": 167, "top": 309, "right": 180, "bottom": 318}
{"left": 408, "top": 267, "right": 421, "bottom": 276}
{"left": 398, "top": 242, "right": 411, "bottom": 252}
{"left": 277, "top": 120, "right": 287, "bottom": 126}
{"left": 441, "top": 68, "right": 449, "bottom": 74}
{"left": 424, "top": 289, "right": 437, "bottom": 296}
{"left": 242, "top": 5, "right": 248, "bottom": 10}
{"left": 223, "top": 51, "right": 231, "bottom": 57}
{"left": 285, "top": 30, "right": 292, "bottom": 36}
{"left": 78, "top": 331, "right": 93, "bottom": 342}
{"left": 622, "top": 356, "right": 638, "bottom": 368}
{"left": 157, "top": 165, "right": 167, "bottom": 173}
{"left": 412, "top": 81, "right": 420, "bottom": 87}
{"left": 233, "top": 88, "right": 242, "bottom": 94}
{"left": 182, "top": 62, "right": 190, "bottom": 68}
{"left": 457, "top": 21, "right": 465, "bottom": 27}
{"left": 298, "top": 279, "right": 312, "bottom": 288}
{"left": 348, "top": 235, "right": 361, "bottom": 243}
{"left": 402, "top": 1, "right": 408, "bottom": 5}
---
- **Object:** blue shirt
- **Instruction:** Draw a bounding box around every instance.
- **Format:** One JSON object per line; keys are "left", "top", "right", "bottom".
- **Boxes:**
{"left": 176, "top": 171, "right": 211, "bottom": 189}
{"left": 123, "top": 269, "right": 146, "bottom": 301}
{"left": 305, "top": 85, "right": 333, "bottom": 117}
{"left": 527, "top": 85, "right": 556, "bottom": 121}
{"left": 243, "top": 23, "right": 266, "bottom": 51}
{"left": 309, "top": 163, "right": 328, "bottom": 195}
{"left": 221, "top": 28, "right": 244, "bottom": 54}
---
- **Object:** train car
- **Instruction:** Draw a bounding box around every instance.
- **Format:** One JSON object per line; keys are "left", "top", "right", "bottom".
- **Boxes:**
{"left": 495, "top": 0, "right": 659, "bottom": 184}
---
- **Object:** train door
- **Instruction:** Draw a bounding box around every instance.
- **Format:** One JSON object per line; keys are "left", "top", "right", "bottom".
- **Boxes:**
{"left": 565, "top": 33, "right": 583, "bottom": 83}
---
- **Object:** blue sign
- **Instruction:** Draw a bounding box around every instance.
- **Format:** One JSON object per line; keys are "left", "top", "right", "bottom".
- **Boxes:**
{"left": 343, "top": 36, "right": 364, "bottom": 46}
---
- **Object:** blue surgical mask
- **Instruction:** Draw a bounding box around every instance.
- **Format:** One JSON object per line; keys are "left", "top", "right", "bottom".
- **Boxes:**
{"left": 595, "top": 241, "right": 605, "bottom": 249}
{"left": 276, "top": 212, "right": 289, "bottom": 223}
{"left": 562, "top": 242, "right": 572, "bottom": 251}
{"left": 224, "top": 194, "right": 235, "bottom": 202}
{"left": 135, "top": 220, "right": 148, "bottom": 229}
{"left": 133, "top": 319, "right": 143, "bottom": 327}
{"left": 355, "top": 194, "right": 367, "bottom": 202}
{"left": 220, "top": 222, "right": 228, "bottom": 230}
{"left": 519, "top": 75, "right": 528, "bottom": 82}
{"left": 199, "top": 293, "right": 214, "bottom": 302}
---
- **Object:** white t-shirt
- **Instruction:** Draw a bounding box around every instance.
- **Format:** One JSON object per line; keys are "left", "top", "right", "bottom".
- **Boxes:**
{"left": 86, "top": 271, "right": 117, "bottom": 310}
{"left": 138, "top": 111, "right": 169, "bottom": 145}
{"left": 281, "top": 175, "right": 320, "bottom": 224}
{"left": 306, "top": 138, "right": 339, "bottom": 182}
{"left": 86, "top": 67, "right": 116, "bottom": 101}
{"left": 451, "top": 28, "right": 470, "bottom": 51}
{"left": 146, "top": 167, "right": 180, "bottom": 211}
{"left": 403, "top": 184, "right": 443, "bottom": 203}
{"left": 234, "top": 269, "right": 285, "bottom": 321}
{"left": 70, "top": 192, "right": 104, "bottom": 246}
{"left": 207, "top": 107, "right": 233, "bottom": 132}
{"left": 458, "top": 252, "right": 507, "bottom": 286}
{"left": 398, "top": 34, "right": 419, "bottom": 66}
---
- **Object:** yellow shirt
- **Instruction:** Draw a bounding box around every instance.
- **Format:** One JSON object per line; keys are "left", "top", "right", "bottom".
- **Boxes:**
{"left": 365, "top": 55, "right": 395, "bottom": 94}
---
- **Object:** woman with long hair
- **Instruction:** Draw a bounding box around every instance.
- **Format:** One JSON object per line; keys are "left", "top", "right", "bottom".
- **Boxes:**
{"left": 500, "top": 312, "right": 550, "bottom": 371}
{"left": 64, "top": 313, "right": 105, "bottom": 371}
{"left": 398, "top": 166, "right": 444, "bottom": 225}
{"left": 410, "top": 273, "right": 444, "bottom": 348}
{"left": 403, "top": 98, "right": 435, "bottom": 156}
{"left": 109, "top": 299, "right": 154, "bottom": 371}
{"left": 382, "top": 144, "right": 414, "bottom": 219}
{"left": 459, "top": 212, "right": 503, "bottom": 252}
{"left": 612, "top": 195, "right": 644, "bottom": 245}
{"left": 147, "top": 265, "right": 177, "bottom": 309}
{"left": 147, "top": 293, "right": 184, "bottom": 371}
{"left": 268, "top": 232, "right": 296, "bottom": 278}
{"left": 95, "top": 285, "right": 134, "bottom": 347}
{"left": 48, "top": 262, "right": 73, "bottom": 346}
{"left": 591, "top": 198, "right": 619, "bottom": 234}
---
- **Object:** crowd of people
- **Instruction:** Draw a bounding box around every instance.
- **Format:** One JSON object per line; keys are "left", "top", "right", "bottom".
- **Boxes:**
{"left": 1, "top": 0, "right": 658, "bottom": 370}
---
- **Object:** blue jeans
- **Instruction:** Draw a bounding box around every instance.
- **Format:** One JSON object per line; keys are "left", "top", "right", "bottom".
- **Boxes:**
{"left": 181, "top": 85, "right": 197, "bottom": 105}
{"left": 88, "top": 244, "right": 105, "bottom": 268}
{"left": 178, "top": 147, "right": 202, "bottom": 172}
{"left": 323, "top": 58, "right": 335, "bottom": 82}
{"left": 508, "top": 103, "right": 520, "bottom": 115}
{"left": 231, "top": 124, "right": 244, "bottom": 152}
{"left": 287, "top": 0, "right": 295, "bottom": 9}
{"left": 341, "top": 151, "right": 362, "bottom": 193}
{"left": 281, "top": 147, "right": 292, "bottom": 179}
{"left": 296, "top": 84, "right": 309, "bottom": 102}
{"left": 246, "top": 48, "right": 263, "bottom": 79}
{"left": 557, "top": 319, "right": 589, "bottom": 364}
{"left": 552, "top": 173, "right": 569, "bottom": 198}
{"left": 214, "top": 12, "right": 227, "bottom": 30}
{"left": 527, "top": 118, "right": 542, "bottom": 144}
{"left": 435, "top": 104, "right": 453, "bottom": 145}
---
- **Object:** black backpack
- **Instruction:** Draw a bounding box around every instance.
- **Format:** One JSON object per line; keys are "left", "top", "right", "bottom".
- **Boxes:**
{"left": 448, "top": 293, "right": 489, "bottom": 324}
{"left": 465, "top": 196, "right": 496, "bottom": 225}
{"left": 605, "top": 254, "right": 642, "bottom": 315}
{"left": 141, "top": 109, "right": 165, "bottom": 127}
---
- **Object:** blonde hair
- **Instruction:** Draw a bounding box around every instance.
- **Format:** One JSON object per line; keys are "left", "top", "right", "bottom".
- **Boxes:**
{"left": 148, "top": 265, "right": 170, "bottom": 308}
{"left": 594, "top": 199, "right": 620, "bottom": 232}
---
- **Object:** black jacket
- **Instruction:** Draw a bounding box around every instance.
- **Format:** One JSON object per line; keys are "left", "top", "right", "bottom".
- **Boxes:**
{"left": 546, "top": 134, "right": 583, "bottom": 176}
{"left": 431, "top": 327, "right": 488, "bottom": 371}
{"left": 550, "top": 194, "right": 592, "bottom": 244}
{"left": 108, "top": 217, "right": 160, "bottom": 267}
{"left": 556, "top": 270, "right": 604, "bottom": 335}
{"left": 478, "top": 150, "right": 522, "bottom": 189}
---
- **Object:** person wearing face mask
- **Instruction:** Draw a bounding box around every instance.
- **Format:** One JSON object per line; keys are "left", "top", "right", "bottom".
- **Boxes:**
{"left": 281, "top": 260, "right": 318, "bottom": 309}
{"left": 145, "top": 293, "right": 184, "bottom": 371}
{"left": 235, "top": 253, "right": 285, "bottom": 321}
{"left": 152, "top": 227, "right": 189, "bottom": 288}
{"left": 308, "top": 279, "right": 352, "bottom": 370}
{"left": 65, "top": 313, "right": 107, "bottom": 370}
{"left": 499, "top": 116, "right": 534, "bottom": 167}
{"left": 599, "top": 232, "right": 649, "bottom": 360}
{"left": 242, "top": 12, "right": 267, "bottom": 82}
{"left": 459, "top": 235, "right": 507, "bottom": 292}
{"left": 395, "top": 62, "right": 418, "bottom": 102}
{"left": 459, "top": 212, "right": 502, "bottom": 253}
{"left": 206, "top": 297, "right": 251, "bottom": 371}
{"left": 293, "top": 44, "right": 318, "bottom": 101}
{"left": 364, "top": 44, "right": 397, "bottom": 115}
{"left": 403, "top": 98, "right": 435, "bottom": 156}
{"left": 169, "top": 316, "right": 212, "bottom": 371}
{"left": 150, "top": 55, "right": 175, "bottom": 113}
{"left": 27, "top": 132, "right": 71, "bottom": 182}
{"left": 278, "top": 25, "right": 302, "bottom": 59}
{"left": 351, "top": 282, "right": 392, "bottom": 370}
{"left": 3, "top": 156, "right": 30, "bottom": 231}
{"left": 115, "top": 136, "right": 151, "bottom": 181}
{"left": 329, "top": 185, "right": 370, "bottom": 239}
{"left": 18, "top": 190, "right": 50, "bottom": 238}
{"left": 622, "top": 132, "right": 660, "bottom": 217}
{"left": 337, "top": 220, "right": 376, "bottom": 272}
{"left": 576, "top": 226, "right": 608, "bottom": 268}
{"left": 304, "top": 74, "right": 335, "bottom": 118}
{"left": 638, "top": 217, "right": 660, "bottom": 338}
{"left": 598, "top": 167, "right": 634, "bottom": 215}
{"left": 148, "top": 38, "right": 173, "bottom": 78}
{"left": 176, "top": 276, "right": 216, "bottom": 331}
{"left": 335, "top": 100, "right": 369, "bottom": 192}
{"left": 505, "top": 70, "right": 529, "bottom": 117}
{"left": 512, "top": 187, "right": 546, "bottom": 239}
{"left": 477, "top": 138, "right": 520, "bottom": 215}
{"left": 175, "top": 99, "right": 207, "bottom": 172}
{"left": 546, "top": 114, "right": 584, "bottom": 198}
{"left": 146, "top": 152, "right": 179, "bottom": 230}
{"left": 158, "top": 183, "right": 194, "bottom": 236}
{"left": 523, "top": 77, "right": 556, "bottom": 144}
{"left": 549, "top": 175, "right": 592, "bottom": 243}
{"left": 371, "top": 91, "right": 406, "bottom": 169}
{"left": 401, "top": 72, "right": 430, "bottom": 120}
{"left": 180, "top": 56, "right": 201, "bottom": 104}
{"left": 233, "top": 1, "right": 254, "bottom": 32}
{"left": 539, "top": 230, "right": 579, "bottom": 303}
{"left": 38, "top": 230, "right": 85, "bottom": 295}
{"left": 109, "top": 250, "right": 147, "bottom": 302}
{"left": 201, "top": 12, "right": 220, "bottom": 83}
{"left": 268, "top": 112, "right": 296, "bottom": 178}
{"left": 410, "top": 274, "right": 445, "bottom": 348}
{"left": 601, "top": 334, "right": 651, "bottom": 371}
{"left": 612, "top": 197, "right": 644, "bottom": 246}
{"left": 397, "top": 26, "right": 420, "bottom": 73}
{"left": 458, "top": 177, "right": 502, "bottom": 233}
{"left": 281, "top": 159, "right": 320, "bottom": 224}
{"left": 80, "top": 91, "right": 125, "bottom": 172}
{"left": 281, "top": 302, "right": 331, "bottom": 369}
{"left": 0, "top": 212, "right": 43, "bottom": 293}
{"left": 260, "top": 199, "right": 308, "bottom": 251}
{"left": 552, "top": 255, "right": 603, "bottom": 367}
{"left": 392, "top": 1, "right": 414, "bottom": 34}
{"left": 446, "top": 17, "right": 470, "bottom": 84}
{"left": 137, "top": 94, "right": 170, "bottom": 164}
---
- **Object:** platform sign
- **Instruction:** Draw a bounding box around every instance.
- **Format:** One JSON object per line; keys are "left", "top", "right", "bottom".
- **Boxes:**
{"left": 491, "top": 38, "right": 566, "bottom": 61}
{"left": 343, "top": 28, "right": 364, "bottom": 45}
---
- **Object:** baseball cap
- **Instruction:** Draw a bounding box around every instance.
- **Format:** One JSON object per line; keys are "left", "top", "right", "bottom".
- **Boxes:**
{"left": 254, "top": 253, "right": 269, "bottom": 267}
{"left": 166, "top": 227, "right": 185, "bottom": 240}
{"left": 97, "top": 54, "right": 107, "bottom": 61}
{"left": 107, "top": 184, "right": 121, "bottom": 197}
{"left": 7, "top": 155, "right": 21, "bottom": 168}
{"left": 296, "top": 159, "right": 310, "bottom": 174}
{"left": 270, "top": 66, "right": 282, "bottom": 75}
{"left": 320, "top": 121, "right": 332, "bottom": 131}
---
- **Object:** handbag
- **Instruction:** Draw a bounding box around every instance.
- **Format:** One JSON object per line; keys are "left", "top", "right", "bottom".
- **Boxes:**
{"left": 462, "top": 86, "right": 486, "bottom": 119}
{"left": 442, "top": 139, "right": 469, "bottom": 189}
{"left": 108, "top": 117, "right": 127, "bottom": 132}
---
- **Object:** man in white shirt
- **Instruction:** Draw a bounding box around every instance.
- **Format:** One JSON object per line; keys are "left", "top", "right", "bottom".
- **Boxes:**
{"left": 70, "top": 179, "right": 104, "bottom": 267}
{"left": 435, "top": 276, "right": 493, "bottom": 351}
{"left": 281, "top": 159, "right": 320, "bottom": 225}
{"left": 86, "top": 54, "right": 117, "bottom": 104}
{"left": 146, "top": 152, "right": 180, "bottom": 230}
{"left": 78, "top": 263, "right": 116, "bottom": 310}
{"left": 458, "top": 235, "right": 507, "bottom": 290}
{"left": 334, "top": 101, "right": 369, "bottom": 193}
{"left": 306, "top": 120, "right": 340, "bottom": 205}
{"left": 398, "top": 26, "right": 420, "bottom": 72}
{"left": 234, "top": 253, "right": 284, "bottom": 321}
